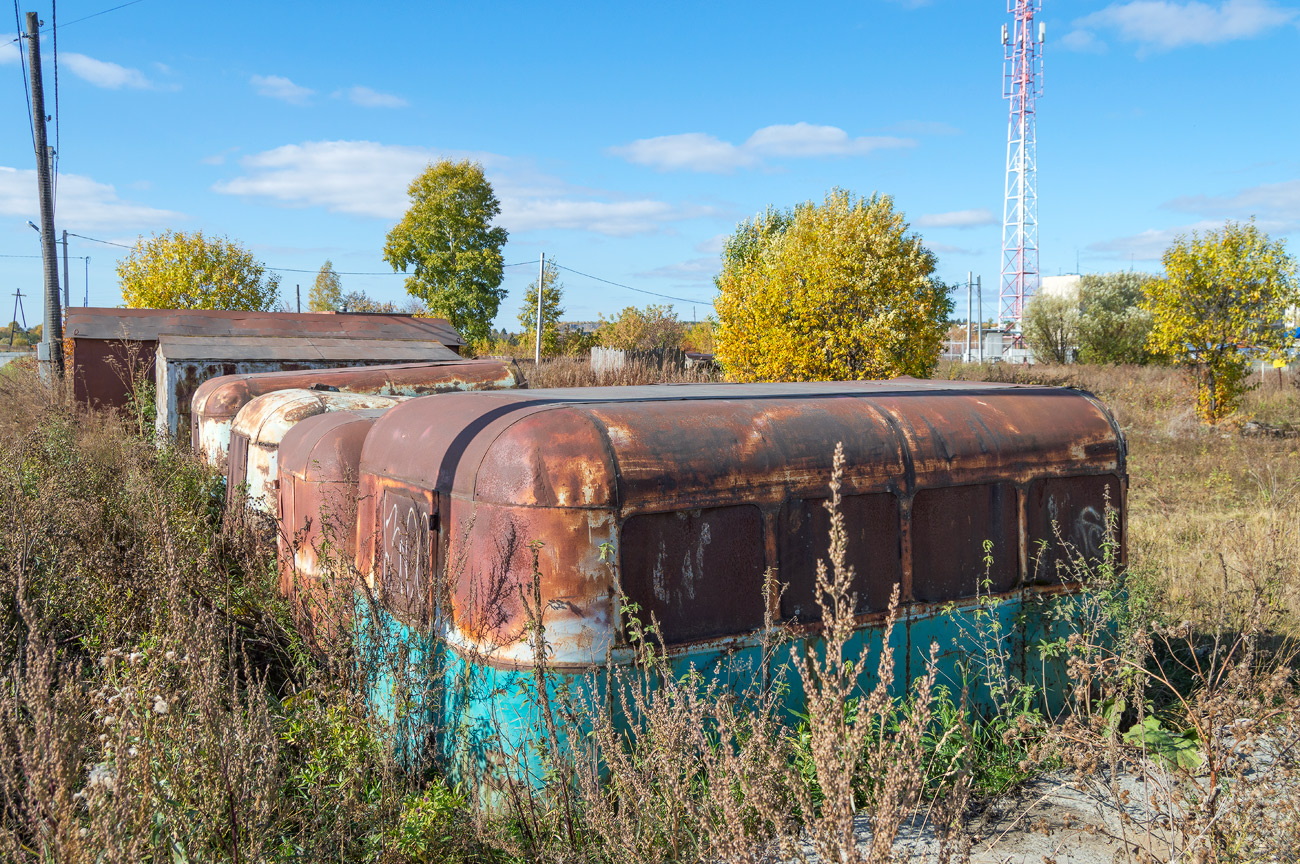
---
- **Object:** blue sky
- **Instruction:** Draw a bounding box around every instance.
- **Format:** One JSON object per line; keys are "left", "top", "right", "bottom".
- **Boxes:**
{"left": 2, "top": 0, "right": 1299, "bottom": 330}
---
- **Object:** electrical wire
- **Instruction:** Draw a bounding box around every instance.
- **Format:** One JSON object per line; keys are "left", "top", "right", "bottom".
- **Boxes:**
{"left": 53, "top": 237, "right": 716, "bottom": 309}
{"left": 51, "top": 0, "right": 58, "bottom": 211}
{"left": 4, "top": 0, "right": 145, "bottom": 42}
{"left": 554, "top": 263, "right": 715, "bottom": 306}
{"left": 12, "top": 0, "right": 34, "bottom": 150}
{"left": 65, "top": 232, "right": 131, "bottom": 249}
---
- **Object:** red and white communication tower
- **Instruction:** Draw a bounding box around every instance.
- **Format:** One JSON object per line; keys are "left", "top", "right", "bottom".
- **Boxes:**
{"left": 1000, "top": 1, "right": 1045, "bottom": 327}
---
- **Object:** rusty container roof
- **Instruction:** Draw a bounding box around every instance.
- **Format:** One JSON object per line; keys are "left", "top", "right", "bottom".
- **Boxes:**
{"left": 156, "top": 334, "right": 459, "bottom": 364}
{"left": 279, "top": 409, "right": 382, "bottom": 484}
{"left": 66, "top": 307, "right": 465, "bottom": 347}
{"left": 233, "top": 389, "right": 409, "bottom": 446}
{"left": 359, "top": 379, "right": 1125, "bottom": 511}
{"left": 191, "top": 357, "right": 524, "bottom": 424}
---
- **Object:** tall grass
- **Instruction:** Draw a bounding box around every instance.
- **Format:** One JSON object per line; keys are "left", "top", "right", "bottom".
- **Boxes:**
{"left": 0, "top": 359, "right": 1297, "bottom": 861}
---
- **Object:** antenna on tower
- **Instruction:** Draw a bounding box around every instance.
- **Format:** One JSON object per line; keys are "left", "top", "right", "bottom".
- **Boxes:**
{"left": 1000, "top": 0, "right": 1044, "bottom": 333}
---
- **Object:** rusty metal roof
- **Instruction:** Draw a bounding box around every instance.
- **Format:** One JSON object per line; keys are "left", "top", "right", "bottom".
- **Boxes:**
{"left": 66, "top": 307, "right": 465, "bottom": 347}
{"left": 156, "top": 334, "right": 460, "bottom": 363}
{"left": 280, "top": 410, "right": 384, "bottom": 483}
{"left": 190, "top": 358, "right": 523, "bottom": 423}
{"left": 359, "top": 378, "right": 1125, "bottom": 510}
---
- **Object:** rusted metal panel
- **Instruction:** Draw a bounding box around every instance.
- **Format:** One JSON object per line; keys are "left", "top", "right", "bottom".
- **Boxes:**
{"left": 354, "top": 379, "right": 1127, "bottom": 672}
{"left": 66, "top": 306, "right": 465, "bottom": 345}
{"left": 66, "top": 307, "right": 465, "bottom": 410}
{"left": 277, "top": 410, "right": 383, "bottom": 644}
{"left": 910, "top": 483, "right": 1019, "bottom": 602}
{"left": 619, "top": 505, "right": 767, "bottom": 644}
{"left": 779, "top": 492, "right": 902, "bottom": 621}
{"left": 154, "top": 335, "right": 454, "bottom": 443}
{"left": 228, "top": 389, "right": 408, "bottom": 514}
{"left": 1026, "top": 474, "right": 1123, "bottom": 584}
{"left": 191, "top": 358, "right": 523, "bottom": 468}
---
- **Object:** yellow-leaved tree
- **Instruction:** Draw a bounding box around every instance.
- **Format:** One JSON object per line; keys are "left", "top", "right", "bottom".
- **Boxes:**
{"left": 714, "top": 190, "right": 951, "bottom": 381}
{"left": 118, "top": 230, "right": 280, "bottom": 311}
{"left": 1145, "top": 220, "right": 1298, "bottom": 422}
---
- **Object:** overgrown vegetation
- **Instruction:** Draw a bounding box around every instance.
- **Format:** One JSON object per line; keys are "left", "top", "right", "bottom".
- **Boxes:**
{"left": 0, "top": 359, "right": 1296, "bottom": 861}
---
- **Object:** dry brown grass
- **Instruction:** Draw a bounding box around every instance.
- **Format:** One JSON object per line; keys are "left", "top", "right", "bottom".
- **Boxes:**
{"left": 522, "top": 355, "right": 719, "bottom": 388}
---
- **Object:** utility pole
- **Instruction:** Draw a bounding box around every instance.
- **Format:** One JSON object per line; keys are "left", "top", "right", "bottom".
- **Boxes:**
{"left": 62, "top": 230, "right": 69, "bottom": 311}
{"left": 966, "top": 271, "right": 973, "bottom": 361}
{"left": 9, "top": 288, "right": 27, "bottom": 348}
{"left": 84, "top": 256, "right": 89, "bottom": 306}
{"left": 534, "top": 252, "right": 545, "bottom": 366}
{"left": 27, "top": 12, "right": 62, "bottom": 376}
{"left": 296, "top": 284, "right": 301, "bottom": 313}
{"left": 977, "top": 275, "right": 984, "bottom": 364}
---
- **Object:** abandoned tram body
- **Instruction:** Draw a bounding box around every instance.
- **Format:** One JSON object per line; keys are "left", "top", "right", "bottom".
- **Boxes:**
{"left": 297, "top": 379, "right": 1124, "bottom": 799}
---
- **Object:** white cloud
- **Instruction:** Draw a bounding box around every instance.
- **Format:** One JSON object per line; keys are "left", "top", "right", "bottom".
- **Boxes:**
{"left": 635, "top": 257, "right": 719, "bottom": 282}
{"left": 213, "top": 140, "right": 702, "bottom": 236}
{"left": 1087, "top": 221, "right": 1230, "bottom": 261}
{"left": 0, "top": 41, "right": 18, "bottom": 65}
{"left": 916, "top": 208, "right": 998, "bottom": 229}
{"left": 201, "top": 147, "right": 239, "bottom": 166}
{"left": 928, "top": 243, "right": 981, "bottom": 256}
{"left": 0, "top": 164, "right": 181, "bottom": 230}
{"left": 250, "top": 74, "right": 313, "bottom": 105}
{"left": 338, "top": 85, "right": 408, "bottom": 108}
{"left": 1067, "top": 0, "right": 1297, "bottom": 53}
{"left": 1060, "top": 28, "right": 1108, "bottom": 53}
{"left": 610, "top": 133, "right": 754, "bottom": 173}
{"left": 62, "top": 52, "right": 156, "bottom": 89}
{"left": 610, "top": 123, "right": 915, "bottom": 173}
{"left": 1166, "top": 179, "right": 1300, "bottom": 221}
{"left": 695, "top": 233, "right": 729, "bottom": 254}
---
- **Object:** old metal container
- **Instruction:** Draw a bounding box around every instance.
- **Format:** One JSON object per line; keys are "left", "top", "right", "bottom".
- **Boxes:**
{"left": 191, "top": 357, "right": 524, "bottom": 469}
{"left": 66, "top": 306, "right": 465, "bottom": 412}
{"left": 228, "top": 389, "right": 409, "bottom": 515}
{"left": 276, "top": 409, "right": 384, "bottom": 646}
{"left": 347, "top": 379, "right": 1126, "bottom": 802}
{"left": 155, "top": 334, "right": 460, "bottom": 443}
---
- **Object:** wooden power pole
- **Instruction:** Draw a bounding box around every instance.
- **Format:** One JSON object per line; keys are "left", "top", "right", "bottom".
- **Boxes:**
{"left": 26, "top": 12, "right": 63, "bottom": 376}
{"left": 534, "top": 252, "right": 544, "bottom": 365}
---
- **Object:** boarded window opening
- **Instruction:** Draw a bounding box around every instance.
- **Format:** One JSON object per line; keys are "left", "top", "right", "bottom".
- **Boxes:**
{"left": 379, "top": 490, "right": 434, "bottom": 625}
{"left": 619, "top": 505, "right": 765, "bottom": 645}
{"left": 911, "top": 483, "right": 1018, "bottom": 602}
{"left": 226, "top": 431, "right": 250, "bottom": 505}
{"left": 779, "top": 493, "right": 901, "bottom": 621}
{"left": 1026, "top": 475, "right": 1120, "bottom": 584}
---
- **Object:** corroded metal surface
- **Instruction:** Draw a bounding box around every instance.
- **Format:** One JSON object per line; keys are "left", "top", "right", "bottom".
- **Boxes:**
{"left": 191, "top": 358, "right": 523, "bottom": 468}
{"left": 155, "top": 335, "right": 458, "bottom": 443}
{"left": 276, "top": 410, "right": 384, "bottom": 645}
{"left": 66, "top": 306, "right": 466, "bottom": 411}
{"left": 228, "top": 389, "right": 409, "bottom": 514}
{"left": 353, "top": 379, "right": 1127, "bottom": 672}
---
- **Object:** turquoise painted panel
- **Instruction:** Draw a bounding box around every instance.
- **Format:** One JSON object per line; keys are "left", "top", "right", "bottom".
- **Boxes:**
{"left": 353, "top": 589, "right": 1085, "bottom": 810}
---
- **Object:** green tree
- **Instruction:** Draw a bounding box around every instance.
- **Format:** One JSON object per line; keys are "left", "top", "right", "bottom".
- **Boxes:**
{"left": 1076, "top": 272, "right": 1157, "bottom": 365}
{"left": 1145, "top": 220, "right": 1299, "bottom": 422}
{"left": 1022, "top": 292, "right": 1079, "bottom": 364}
{"left": 383, "top": 160, "right": 509, "bottom": 344}
{"left": 516, "top": 259, "right": 565, "bottom": 357}
{"left": 309, "top": 260, "right": 343, "bottom": 312}
{"left": 117, "top": 230, "right": 279, "bottom": 311}
{"left": 597, "top": 304, "right": 686, "bottom": 351}
{"left": 714, "top": 190, "right": 951, "bottom": 381}
{"left": 339, "top": 290, "right": 397, "bottom": 313}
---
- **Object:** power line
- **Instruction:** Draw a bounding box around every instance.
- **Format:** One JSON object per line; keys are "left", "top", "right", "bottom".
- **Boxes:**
{"left": 554, "top": 263, "right": 715, "bottom": 306}
{"left": 51, "top": 0, "right": 59, "bottom": 211}
{"left": 65, "top": 231, "right": 131, "bottom": 249}
{"left": 266, "top": 258, "right": 541, "bottom": 276}
{"left": 4, "top": 0, "right": 144, "bottom": 43}
{"left": 12, "top": 0, "right": 33, "bottom": 149}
